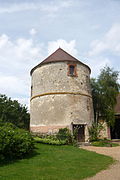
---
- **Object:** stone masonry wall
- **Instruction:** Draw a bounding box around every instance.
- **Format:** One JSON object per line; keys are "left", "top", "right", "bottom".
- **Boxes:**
{"left": 30, "top": 61, "right": 94, "bottom": 136}
{"left": 31, "top": 62, "right": 91, "bottom": 97}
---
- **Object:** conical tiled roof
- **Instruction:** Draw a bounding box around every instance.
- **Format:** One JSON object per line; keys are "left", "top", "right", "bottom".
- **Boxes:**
{"left": 40, "top": 48, "right": 80, "bottom": 64}
{"left": 30, "top": 48, "right": 90, "bottom": 75}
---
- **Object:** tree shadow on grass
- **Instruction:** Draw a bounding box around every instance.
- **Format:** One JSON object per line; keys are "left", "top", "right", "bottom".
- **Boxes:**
{"left": 0, "top": 149, "right": 40, "bottom": 167}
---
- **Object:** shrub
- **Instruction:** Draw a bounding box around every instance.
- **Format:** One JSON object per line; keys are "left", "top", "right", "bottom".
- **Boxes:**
{"left": 57, "top": 128, "right": 76, "bottom": 145}
{"left": 88, "top": 122, "right": 104, "bottom": 141}
{"left": 56, "top": 128, "right": 69, "bottom": 140}
{"left": 0, "top": 122, "right": 35, "bottom": 160}
{"left": 34, "top": 137, "right": 66, "bottom": 145}
{"left": 34, "top": 128, "right": 77, "bottom": 146}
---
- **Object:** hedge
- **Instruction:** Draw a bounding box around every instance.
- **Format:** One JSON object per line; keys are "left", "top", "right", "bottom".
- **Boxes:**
{"left": 34, "top": 137, "right": 66, "bottom": 145}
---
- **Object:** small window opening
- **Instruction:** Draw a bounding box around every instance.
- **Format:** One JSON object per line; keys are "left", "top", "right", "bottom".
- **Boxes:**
{"left": 67, "top": 64, "right": 77, "bottom": 77}
{"left": 69, "top": 65, "right": 75, "bottom": 75}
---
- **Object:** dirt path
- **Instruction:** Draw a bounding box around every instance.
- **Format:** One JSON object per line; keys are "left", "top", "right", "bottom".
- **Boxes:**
{"left": 81, "top": 146, "right": 120, "bottom": 180}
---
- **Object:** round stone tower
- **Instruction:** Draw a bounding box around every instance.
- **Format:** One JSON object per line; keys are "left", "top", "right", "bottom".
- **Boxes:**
{"left": 30, "top": 48, "right": 94, "bottom": 142}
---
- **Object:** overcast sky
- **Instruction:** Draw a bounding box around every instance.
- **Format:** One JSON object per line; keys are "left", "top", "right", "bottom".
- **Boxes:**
{"left": 0, "top": 0, "right": 120, "bottom": 108}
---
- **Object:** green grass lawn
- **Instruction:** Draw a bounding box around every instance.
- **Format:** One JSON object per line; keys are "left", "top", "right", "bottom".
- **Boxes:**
{"left": 0, "top": 144, "right": 114, "bottom": 180}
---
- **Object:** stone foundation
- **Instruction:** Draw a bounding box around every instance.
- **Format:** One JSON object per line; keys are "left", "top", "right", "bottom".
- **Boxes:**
{"left": 30, "top": 124, "right": 90, "bottom": 142}
{"left": 30, "top": 125, "right": 68, "bottom": 134}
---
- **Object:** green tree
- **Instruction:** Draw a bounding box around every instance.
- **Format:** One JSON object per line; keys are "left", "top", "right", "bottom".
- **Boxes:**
{"left": 91, "top": 66, "right": 120, "bottom": 126}
{"left": 0, "top": 94, "right": 30, "bottom": 130}
{"left": 91, "top": 78, "right": 101, "bottom": 123}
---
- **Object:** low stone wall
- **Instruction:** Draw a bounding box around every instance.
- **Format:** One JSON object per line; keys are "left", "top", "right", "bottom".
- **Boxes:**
{"left": 30, "top": 125, "right": 68, "bottom": 134}
{"left": 99, "top": 120, "right": 110, "bottom": 139}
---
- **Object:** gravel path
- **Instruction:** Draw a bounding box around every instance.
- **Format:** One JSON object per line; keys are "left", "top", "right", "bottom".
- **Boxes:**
{"left": 81, "top": 146, "right": 120, "bottom": 180}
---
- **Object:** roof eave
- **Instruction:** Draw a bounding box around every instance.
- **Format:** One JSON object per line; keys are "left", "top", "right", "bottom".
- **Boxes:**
{"left": 30, "top": 60, "right": 91, "bottom": 75}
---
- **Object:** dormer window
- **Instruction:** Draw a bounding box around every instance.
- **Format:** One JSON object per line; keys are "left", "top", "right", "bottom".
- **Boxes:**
{"left": 68, "top": 64, "right": 77, "bottom": 77}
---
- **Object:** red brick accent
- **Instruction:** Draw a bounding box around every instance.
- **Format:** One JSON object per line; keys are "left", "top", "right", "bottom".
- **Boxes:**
{"left": 30, "top": 125, "right": 68, "bottom": 134}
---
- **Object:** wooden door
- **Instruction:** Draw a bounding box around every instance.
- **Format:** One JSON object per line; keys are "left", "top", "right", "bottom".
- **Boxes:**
{"left": 78, "top": 125, "right": 85, "bottom": 142}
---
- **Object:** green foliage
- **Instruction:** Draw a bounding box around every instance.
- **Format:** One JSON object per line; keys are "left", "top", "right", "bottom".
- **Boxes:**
{"left": 88, "top": 122, "right": 104, "bottom": 141}
{"left": 34, "top": 137, "right": 66, "bottom": 145}
{"left": 73, "top": 126, "right": 80, "bottom": 140}
{"left": 91, "top": 140, "right": 119, "bottom": 147}
{"left": 0, "top": 94, "right": 30, "bottom": 130}
{"left": 91, "top": 78, "right": 101, "bottom": 122}
{"left": 0, "top": 122, "right": 35, "bottom": 160}
{"left": 56, "top": 128, "right": 75, "bottom": 145}
{"left": 34, "top": 128, "right": 76, "bottom": 146}
{"left": 91, "top": 66, "right": 120, "bottom": 125}
{"left": 56, "top": 128, "right": 70, "bottom": 140}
